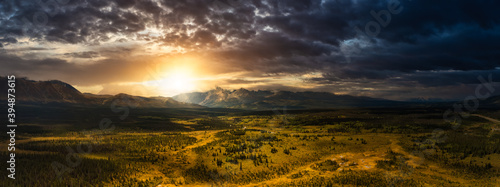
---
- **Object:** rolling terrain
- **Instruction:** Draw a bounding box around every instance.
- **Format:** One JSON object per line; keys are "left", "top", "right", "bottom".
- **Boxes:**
{"left": 1, "top": 78, "right": 500, "bottom": 186}
{"left": 1, "top": 106, "right": 500, "bottom": 186}
{"left": 0, "top": 77, "right": 203, "bottom": 108}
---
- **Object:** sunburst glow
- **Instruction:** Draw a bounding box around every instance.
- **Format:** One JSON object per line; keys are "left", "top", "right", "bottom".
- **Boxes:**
{"left": 139, "top": 56, "right": 206, "bottom": 96}
{"left": 161, "top": 69, "right": 196, "bottom": 92}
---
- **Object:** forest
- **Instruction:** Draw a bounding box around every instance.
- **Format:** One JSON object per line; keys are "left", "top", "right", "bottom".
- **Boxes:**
{"left": 1, "top": 105, "right": 499, "bottom": 186}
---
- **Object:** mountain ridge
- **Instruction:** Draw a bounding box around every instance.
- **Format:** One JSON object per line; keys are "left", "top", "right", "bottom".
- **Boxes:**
{"left": 0, "top": 77, "right": 203, "bottom": 108}
{"left": 173, "top": 87, "right": 405, "bottom": 110}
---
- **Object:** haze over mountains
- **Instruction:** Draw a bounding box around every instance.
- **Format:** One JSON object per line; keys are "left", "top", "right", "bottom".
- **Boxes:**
{"left": 172, "top": 87, "right": 405, "bottom": 110}
{"left": 2, "top": 77, "right": 500, "bottom": 110}
{"left": 0, "top": 77, "right": 202, "bottom": 108}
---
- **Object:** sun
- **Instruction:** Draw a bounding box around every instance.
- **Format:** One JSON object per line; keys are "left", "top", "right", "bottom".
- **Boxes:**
{"left": 141, "top": 56, "right": 205, "bottom": 96}
{"left": 165, "top": 70, "right": 194, "bottom": 91}
{"left": 153, "top": 67, "right": 197, "bottom": 96}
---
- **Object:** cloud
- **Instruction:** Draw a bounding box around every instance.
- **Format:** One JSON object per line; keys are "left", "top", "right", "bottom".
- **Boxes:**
{"left": 0, "top": 0, "right": 499, "bottom": 99}
{"left": 0, "top": 53, "right": 164, "bottom": 86}
{"left": 64, "top": 51, "right": 100, "bottom": 59}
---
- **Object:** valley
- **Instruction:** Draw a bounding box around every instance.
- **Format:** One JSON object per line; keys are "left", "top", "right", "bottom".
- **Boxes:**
{"left": 1, "top": 105, "right": 499, "bottom": 186}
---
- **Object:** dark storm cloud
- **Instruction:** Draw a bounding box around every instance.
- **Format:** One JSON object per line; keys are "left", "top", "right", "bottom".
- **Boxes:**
{"left": 213, "top": 0, "right": 499, "bottom": 92}
{"left": 64, "top": 51, "right": 99, "bottom": 59}
{"left": 224, "top": 79, "right": 260, "bottom": 85}
{"left": 0, "top": 37, "right": 18, "bottom": 43}
{"left": 1, "top": 0, "right": 499, "bottom": 99}
{"left": 218, "top": 32, "right": 332, "bottom": 61}
{"left": 372, "top": 1, "right": 500, "bottom": 44}
{"left": 0, "top": 37, "right": 18, "bottom": 47}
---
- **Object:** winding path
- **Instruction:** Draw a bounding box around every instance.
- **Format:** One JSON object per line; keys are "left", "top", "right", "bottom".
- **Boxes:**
{"left": 472, "top": 114, "right": 500, "bottom": 124}
{"left": 471, "top": 114, "right": 500, "bottom": 135}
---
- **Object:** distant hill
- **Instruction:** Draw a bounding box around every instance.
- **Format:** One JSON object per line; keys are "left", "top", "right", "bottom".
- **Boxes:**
{"left": 0, "top": 77, "right": 90, "bottom": 103}
{"left": 482, "top": 95, "right": 500, "bottom": 106}
{"left": 173, "top": 87, "right": 406, "bottom": 110}
{"left": 0, "top": 77, "right": 203, "bottom": 108}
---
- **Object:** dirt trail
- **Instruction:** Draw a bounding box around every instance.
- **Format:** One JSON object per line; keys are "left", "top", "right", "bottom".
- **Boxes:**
{"left": 389, "top": 139, "right": 424, "bottom": 167}
{"left": 471, "top": 114, "right": 500, "bottom": 135}
{"left": 140, "top": 130, "right": 223, "bottom": 184}
{"left": 241, "top": 142, "right": 395, "bottom": 187}
{"left": 472, "top": 114, "right": 500, "bottom": 123}
{"left": 240, "top": 136, "right": 431, "bottom": 187}
{"left": 239, "top": 152, "right": 342, "bottom": 187}
{"left": 178, "top": 130, "right": 222, "bottom": 153}
{"left": 389, "top": 137, "right": 475, "bottom": 185}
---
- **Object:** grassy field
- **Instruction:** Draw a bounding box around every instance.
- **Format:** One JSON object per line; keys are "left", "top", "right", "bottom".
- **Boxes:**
{"left": 1, "top": 105, "right": 499, "bottom": 186}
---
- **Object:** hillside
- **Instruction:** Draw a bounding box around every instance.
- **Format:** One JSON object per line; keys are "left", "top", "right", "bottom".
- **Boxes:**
{"left": 0, "top": 77, "right": 203, "bottom": 108}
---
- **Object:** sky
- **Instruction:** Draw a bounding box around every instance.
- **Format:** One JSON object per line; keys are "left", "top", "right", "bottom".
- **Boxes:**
{"left": 0, "top": 0, "right": 499, "bottom": 100}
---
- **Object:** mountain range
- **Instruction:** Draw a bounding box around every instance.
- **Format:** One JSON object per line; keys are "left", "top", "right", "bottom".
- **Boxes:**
{"left": 172, "top": 87, "right": 408, "bottom": 110}
{"left": 1, "top": 77, "right": 499, "bottom": 110}
{"left": 0, "top": 77, "right": 202, "bottom": 108}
